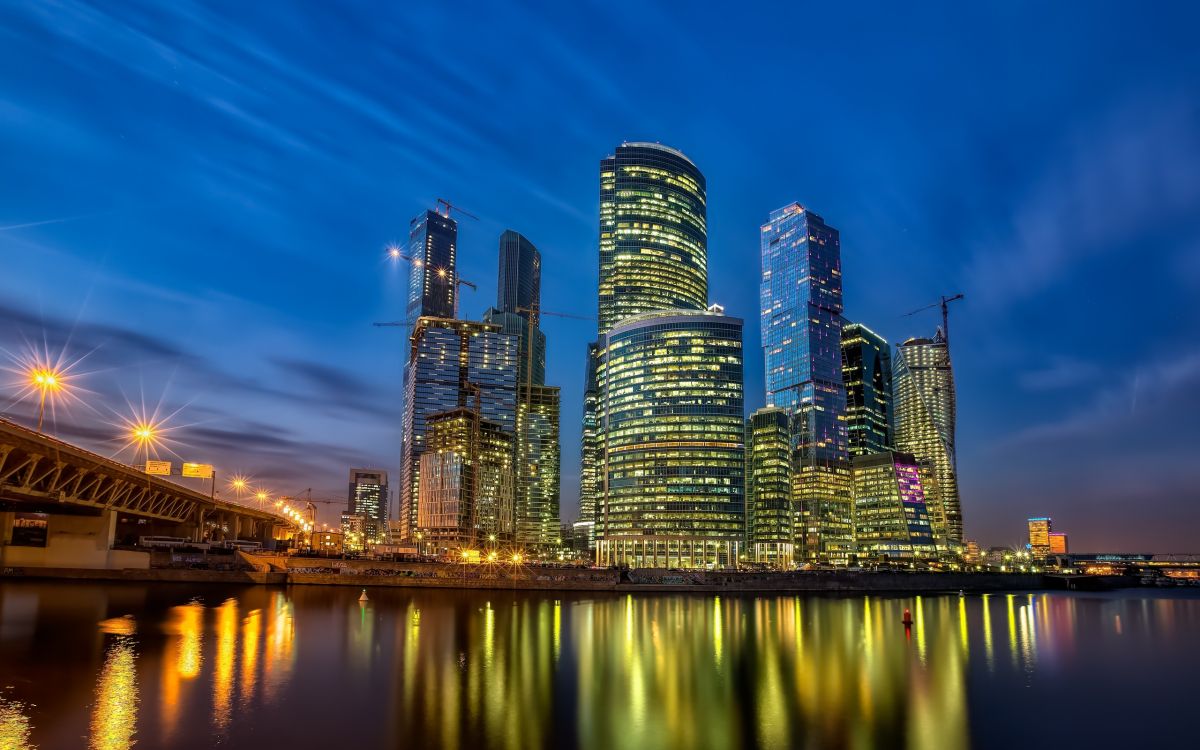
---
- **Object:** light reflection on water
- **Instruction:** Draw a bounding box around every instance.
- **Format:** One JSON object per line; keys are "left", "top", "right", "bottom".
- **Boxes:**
{"left": 0, "top": 583, "right": 1197, "bottom": 749}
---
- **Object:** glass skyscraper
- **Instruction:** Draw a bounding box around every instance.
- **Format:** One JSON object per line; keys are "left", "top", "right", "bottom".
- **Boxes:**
{"left": 594, "top": 309, "right": 745, "bottom": 568}
{"left": 851, "top": 451, "right": 935, "bottom": 561}
{"left": 746, "top": 407, "right": 795, "bottom": 568}
{"left": 582, "top": 142, "right": 709, "bottom": 544}
{"left": 893, "top": 331, "right": 962, "bottom": 545}
{"left": 759, "top": 203, "right": 847, "bottom": 460}
{"left": 841, "top": 322, "right": 892, "bottom": 456}
{"left": 407, "top": 210, "right": 459, "bottom": 321}
{"left": 348, "top": 468, "right": 388, "bottom": 545}
{"left": 399, "top": 318, "right": 517, "bottom": 540}
{"left": 496, "top": 230, "right": 541, "bottom": 323}
{"left": 516, "top": 384, "right": 560, "bottom": 548}
{"left": 759, "top": 203, "right": 851, "bottom": 564}
{"left": 597, "top": 142, "right": 707, "bottom": 334}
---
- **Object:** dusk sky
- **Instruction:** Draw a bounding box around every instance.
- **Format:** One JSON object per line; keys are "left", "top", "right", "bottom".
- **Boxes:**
{"left": 2, "top": 1, "right": 1198, "bottom": 550}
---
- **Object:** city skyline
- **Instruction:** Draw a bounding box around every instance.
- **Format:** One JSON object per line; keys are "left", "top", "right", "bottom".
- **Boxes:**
{"left": 2, "top": 2, "right": 1199, "bottom": 551}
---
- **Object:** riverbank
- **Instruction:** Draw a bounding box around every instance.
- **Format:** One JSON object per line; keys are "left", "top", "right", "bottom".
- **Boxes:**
{"left": 1, "top": 557, "right": 1050, "bottom": 593}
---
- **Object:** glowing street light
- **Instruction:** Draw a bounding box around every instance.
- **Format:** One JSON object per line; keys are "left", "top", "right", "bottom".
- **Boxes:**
{"left": 28, "top": 366, "right": 64, "bottom": 432}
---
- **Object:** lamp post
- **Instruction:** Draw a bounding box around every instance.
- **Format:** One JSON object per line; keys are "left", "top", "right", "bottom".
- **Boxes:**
{"left": 29, "top": 366, "right": 64, "bottom": 432}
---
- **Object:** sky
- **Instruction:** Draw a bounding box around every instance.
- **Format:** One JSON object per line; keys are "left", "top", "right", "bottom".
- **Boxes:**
{"left": 1, "top": 0, "right": 1198, "bottom": 550}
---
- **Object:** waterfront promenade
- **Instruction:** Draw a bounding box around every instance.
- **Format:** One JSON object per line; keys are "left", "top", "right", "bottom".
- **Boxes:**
{"left": 1, "top": 554, "right": 1044, "bottom": 593}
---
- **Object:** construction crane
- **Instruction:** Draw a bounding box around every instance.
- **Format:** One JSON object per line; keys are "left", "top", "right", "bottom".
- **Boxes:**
{"left": 436, "top": 197, "right": 479, "bottom": 221}
{"left": 904, "top": 293, "right": 964, "bottom": 346}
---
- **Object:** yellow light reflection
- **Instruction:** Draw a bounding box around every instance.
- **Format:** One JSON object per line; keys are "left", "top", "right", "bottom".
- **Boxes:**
{"left": 241, "top": 609, "right": 261, "bottom": 706}
{"left": 713, "top": 596, "right": 723, "bottom": 667}
{"left": 0, "top": 695, "right": 34, "bottom": 750}
{"left": 90, "top": 637, "right": 138, "bottom": 750}
{"left": 982, "top": 594, "right": 994, "bottom": 673}
{"left": 213, "top": 599, "right": 238, "bottom": 731}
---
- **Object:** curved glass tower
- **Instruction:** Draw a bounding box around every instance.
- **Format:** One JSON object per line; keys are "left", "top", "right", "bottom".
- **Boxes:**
{"left": 597, "top": 142, "right": 707, "bottom": 335}
{"left": 595, "top": 309, "right": 744, "bottom": 568}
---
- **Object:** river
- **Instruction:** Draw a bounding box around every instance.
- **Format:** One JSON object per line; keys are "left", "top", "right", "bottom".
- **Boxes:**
{"left": 0, "top": 581, "right": 1195, "bottom": 748}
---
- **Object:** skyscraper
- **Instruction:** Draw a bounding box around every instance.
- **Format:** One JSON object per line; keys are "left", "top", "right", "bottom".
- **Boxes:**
{"left": 841, "top": 322, "right": 893, "bottom": 455}
{"left": 399, "top": 318, "right": 518, "bottom": 540}
{"left": 595, "top": 309, "right": 745, "bottom": 568}
{"left": 1027, "top": 517, "right": 1051, "bottom": 560}
{"left": 489, "top": 229, "right": 560, "bottom": 550}
{"left": 893, "top": 331, "right": 962, "bottom": 545}
{"left": 348, "top": 468, "right": 388, "bottom": 545}
{"left": 597, "top": 142, "right": 708, "bottom": 334}
{"left": 760, "top": 203, "right": 851, "bottom": 564}
{"left": 746, "top": 407, "right": 795, "bottom": 568}
{"left": 496, "top": 230, "right": 541, "bottom": 323}
{"left": 516, "top": 385, "right": 560, "bottom": 548}
{"left": 851, "top": 452, "right": 935, "bottom": 561}
{"left": 582, "top": 142, "right": 709, "bottom": 543}
{"left": 576, "top": 342, "right": 601, "bottom": 549}
{"left": 407, "top": 209, "right": 458, "bottom": 320}
{"left": 417, "top": 407, "right": 515, "bottom": 551}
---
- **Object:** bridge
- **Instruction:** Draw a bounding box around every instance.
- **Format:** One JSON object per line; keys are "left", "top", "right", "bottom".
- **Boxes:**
{"left": 0, "top": 417, "right": 295, "bottom": 569}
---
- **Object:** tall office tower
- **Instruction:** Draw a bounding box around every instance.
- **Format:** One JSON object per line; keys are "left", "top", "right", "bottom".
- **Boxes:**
{"left": 407, "top": 209, "right": 459, "bottom": 321}
{"left": 516, "top": 384, "right": 560, "bottom": 548}
{"left": 595, "top": 309, "right": 745, "bottom": 568}
{"left": 842, "top": 322, "right": 893, "bottom": 455}
{"left": 1048, "top": 532, "right": 1068, "bottom": 555}
{"left": 399, "top": 318, "right": 518, "bottom": 540}
{"left": 583, "top": 142, "right": 709, "bottom": 554}
{"left": 597, "top": 142, "right": 708, "bottom": 334}
{"left": 496, "top": 230, "right": 541, "bottom": 321}
{"left": 760, "top": 203, "right": 850, "bottom": 564}
{"left": 576, "top": 341, "right": 601, "bottom": 549}
{"left": 893, "top": 331, "right": 962, "bottom": 545}
{"left": 417, "top": 408, "right": 515, "bottom": 551}
{"left": 760, "top": 203, "right": 847, "bottom": 456}
{"left": 746, "top": 407, "right": 795, "bottom": 568}
{"left": 1027, "top": 517, "right": 1052, "bottom": 560}
{"left": 348, "top": 468, "right": 389, "bottom": 545}
{"left": 489, "top": 229, "right": 559, "bottom": 549}
{"left": 851, "top": 452, "right": 936, "bottom": 561}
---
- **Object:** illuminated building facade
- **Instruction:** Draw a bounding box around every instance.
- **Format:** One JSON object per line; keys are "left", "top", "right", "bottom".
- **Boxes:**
{"left": 746, "top": 407, "right": 794, "bottom": 567}
{"left": 577, "top": 341, "right": 601, "bottom": 549}
{"left": 595, "top": 309, "right": 744, "bottom": 568}
{"left": 760, "top": 203, "right": 850, "bottom": 564}
{"left": 416, "top": 408, "right": 515, "bottom": 550}
{"left": 399, "top": 318, "right": 518, "bottom": 540}
{"left": 311, "top": 530, "right": 343, "bottom": 556}
{"left": 597, "top": 142, "right": 707, "bottom": 333}
{"left": 348, "top": 468, "right": 388, "bottom": 545}
{"left": 893, "top": 331, "right": 962, "bottom": 545}
{"left": 516, "top": 384, "right": 560, "bottom": 548}
{"left": 496, "top": 229, "right": 541, "bottom": 323}
{"left": 1049, "top": 532, "right": 1068, "bottom": 555}
{"left": 841, "top": 322, "right": 892, "bottom": 455}
{"left": 340, "top": 512, "right": 365, "bottom": 554}
{"left": 1027, "top": 517, "right": 1052, "bottom": 559}
{"left": 407, "top": 210, "right": 458, "bottom": 320}
{"left": 851, "top": 451, "right": 935, "bottom": 561}
{"left": 759, "top": 203, "right": 847, "bottom": 459}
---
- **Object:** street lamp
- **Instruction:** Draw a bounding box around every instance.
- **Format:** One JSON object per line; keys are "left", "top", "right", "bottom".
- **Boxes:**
{"left": 28, "top": 366, "right": 64, "bottom": 432}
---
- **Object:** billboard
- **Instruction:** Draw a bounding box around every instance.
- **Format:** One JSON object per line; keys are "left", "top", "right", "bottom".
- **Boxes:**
{"left": 145, "top": 460, "right": 172, "bottom": 476}
{"left": 11, "top": 513, "right": 48, "bottom": 547}
{"left": 182, "top": 463, "right": 214, "bottom": 479}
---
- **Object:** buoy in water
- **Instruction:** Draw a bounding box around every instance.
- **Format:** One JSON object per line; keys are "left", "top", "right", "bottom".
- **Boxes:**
{"left": 359, "top": 589, "right": 369, "bottom": 602}
{"left": 901, "top": 608, "right": 913, "bottom": 626}
{"left": 958, "top": 589, "right": 966, "bottom": 597}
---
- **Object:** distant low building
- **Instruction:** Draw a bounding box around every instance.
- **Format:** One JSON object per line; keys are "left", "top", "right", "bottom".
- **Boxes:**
{"left": 1028, "top": 517, "right": 1052, "bottom": 560}
{"left": 312, "top": 530, "right": 344, "bottom": 556}
{"left": 1049, "top": 531, "right": 1068, "bottom": 555}
{"left": 341, "top": 512, "right": 366, "bottom": 554}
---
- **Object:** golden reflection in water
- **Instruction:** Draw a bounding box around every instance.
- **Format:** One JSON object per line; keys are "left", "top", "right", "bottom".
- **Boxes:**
{"left": 90, "top": 636, "right": 138, "bottom": 750}
{"left": 0, "top": 694, "right": 35, "bottom": 750}
{"left": 713, "top": 596, "right": 723, "bottom": 667}
{"left": 241, "top": 609, "right": 261, "bottom": 706}
{"left": 263, "top": 592, "right": 295, "bottom": 704}
{"left": 982, "top": 594, "right": 994, "bottom": 672}
{"left": 914, "top": 595, "right": 927, "bottom": 664}
{"left": 213, "top": 599, "right": 238, "bottom": 731}
{"left": 1006, "top": 594, "right": 1019, "bottom": 669}
{"left": 161, "top": 602, "right": 203, "bottom": 743}
{"left": 958, "top": 597, "right": 969, "bottom": 657}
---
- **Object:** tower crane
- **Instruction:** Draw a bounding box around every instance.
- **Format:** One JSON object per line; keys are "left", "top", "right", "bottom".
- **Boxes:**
{"left": 904, "top": 293, "right": 964, "bottom": 346}
{"left": 436, "top": 197, "right": 479, "bottom": 221}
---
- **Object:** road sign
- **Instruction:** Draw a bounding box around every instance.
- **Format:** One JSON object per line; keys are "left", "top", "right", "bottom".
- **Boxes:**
{"left": 182, "top": 462, "right": 214, "bottom": 479}
{"left": 145, "top": 460, "right": 172, "bottom": 476}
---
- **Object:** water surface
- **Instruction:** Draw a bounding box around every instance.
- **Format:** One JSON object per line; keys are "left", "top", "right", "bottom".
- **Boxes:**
{"left": 0, "top": 582, "right": 1196, "bottom": 748}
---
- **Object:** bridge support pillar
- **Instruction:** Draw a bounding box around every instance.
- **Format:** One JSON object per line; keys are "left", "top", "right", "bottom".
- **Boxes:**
{"left": 0, "top": 509, "right": 149, "bottom": 570}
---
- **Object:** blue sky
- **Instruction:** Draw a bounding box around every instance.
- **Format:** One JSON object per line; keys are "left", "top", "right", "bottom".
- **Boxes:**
{"left": 2, "top": 0, "right": 1198, "bottom": 550}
